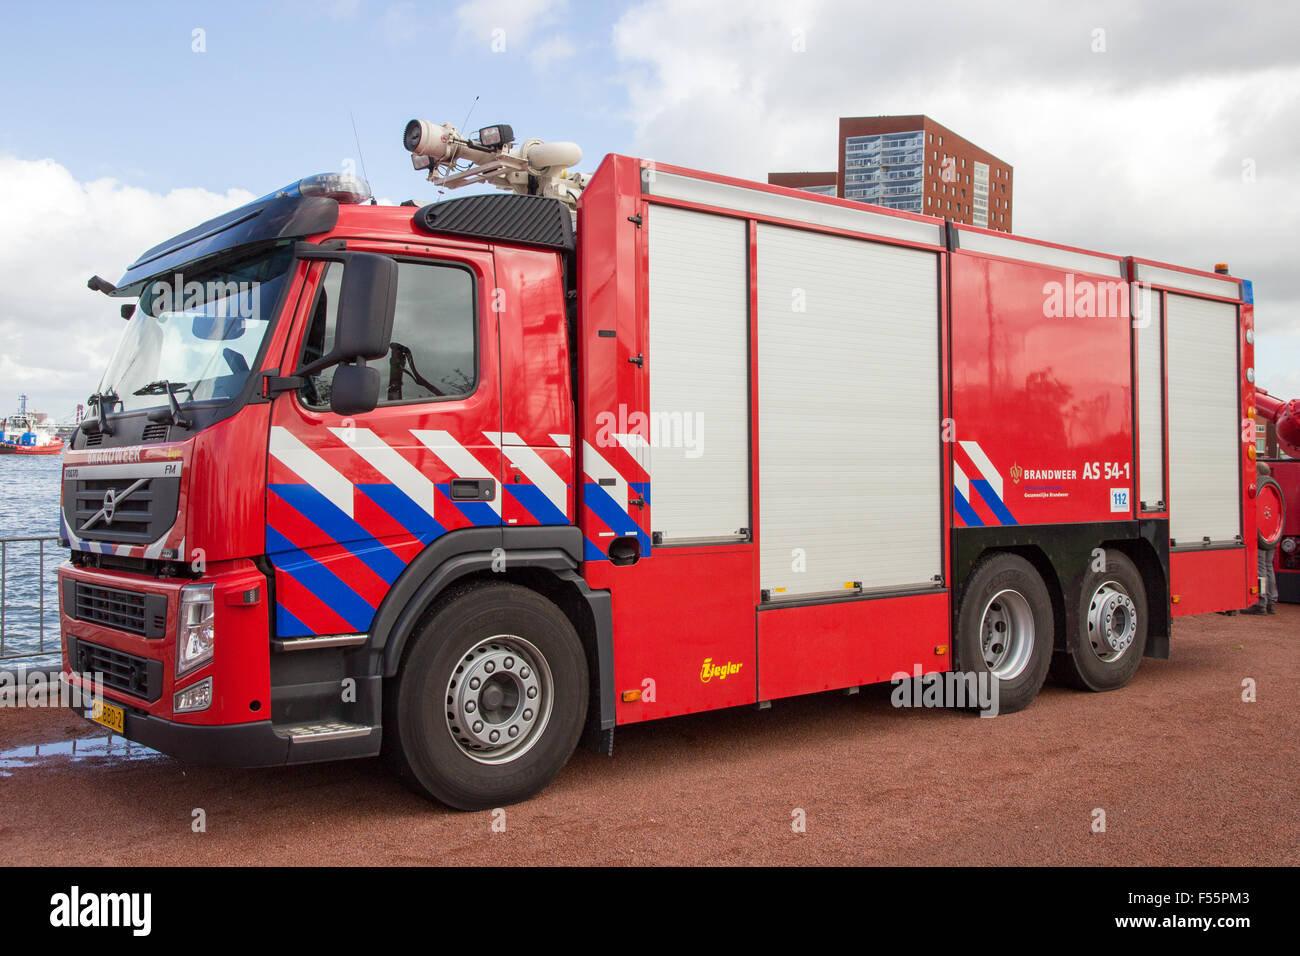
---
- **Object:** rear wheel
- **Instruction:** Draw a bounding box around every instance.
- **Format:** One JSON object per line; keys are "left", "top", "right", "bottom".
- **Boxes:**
{"left": 955, "top": 553, "right": 1054, "bottom": 714}
{"left": 1052, "top": 549, "right": 1148, "bottom": 691}
{"left": 386, "top": 582, "right": 588, "bottom": 810}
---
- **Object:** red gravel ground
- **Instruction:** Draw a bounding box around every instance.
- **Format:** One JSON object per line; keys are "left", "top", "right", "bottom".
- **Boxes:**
{"left": 1, "top": 606, "right": 1296, "bottom": 866}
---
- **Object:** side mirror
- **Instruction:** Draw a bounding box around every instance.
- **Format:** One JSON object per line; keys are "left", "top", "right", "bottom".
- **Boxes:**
{"left": 329, "top": 363, "right": 381, "bottom": 416}
{"left": 295, "top": 251, "right": 398, "bottom": 375}
{"left": 293, "top": 249, "right": 398, "bottom": 416}
{"left": 332, "top": 253, "right": 398, "bottom": 362}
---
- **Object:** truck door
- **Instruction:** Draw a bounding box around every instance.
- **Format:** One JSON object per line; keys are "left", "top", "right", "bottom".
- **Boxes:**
{"left": 265, "top": 243, "right": 502, "bottom": 638}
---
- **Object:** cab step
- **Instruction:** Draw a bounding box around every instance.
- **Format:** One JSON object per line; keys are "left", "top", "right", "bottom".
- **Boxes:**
{"left": 275, "top": 720, "right": 374, "bottom": 743}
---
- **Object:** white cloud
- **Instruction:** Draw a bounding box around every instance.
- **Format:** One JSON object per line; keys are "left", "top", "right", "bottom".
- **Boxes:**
{"left": 528, "top": 33, "right": 576, "bottom": 70}
{"left": 454, "top": 0, "right": 568, "bottom": 57}
{"left": 0, "top": 156, "right": 254, "bottom": 421}
{"left": 609, "top": 0, "right": 1300, "bottom": 396}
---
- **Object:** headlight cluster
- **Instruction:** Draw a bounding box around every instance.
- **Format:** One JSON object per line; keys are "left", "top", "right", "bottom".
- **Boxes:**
{"left": 177, "top": 584, "right": 215, "bottom": 677}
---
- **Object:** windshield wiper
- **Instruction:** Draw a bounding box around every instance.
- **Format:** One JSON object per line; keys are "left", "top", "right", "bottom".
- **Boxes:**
{"left": 137, "top": 380, "right": 193, "bottom": 429}
{"left": 86, "top": 388, "right": 121, "bottom": 436}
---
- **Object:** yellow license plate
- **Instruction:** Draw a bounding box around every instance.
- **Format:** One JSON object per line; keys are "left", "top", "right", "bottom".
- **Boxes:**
{"left": 88, "top": 698, "right": 125, "bottom": 734}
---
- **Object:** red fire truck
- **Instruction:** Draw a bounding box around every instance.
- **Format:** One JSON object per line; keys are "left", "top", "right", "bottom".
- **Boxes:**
{"left": 60, "top": 120, "right": 1260, "bottom": 809}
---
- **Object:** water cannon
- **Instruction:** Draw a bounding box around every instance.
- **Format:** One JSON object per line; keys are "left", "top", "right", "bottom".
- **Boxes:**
{"left": 1256, "top": 387, "right": 1300, "bottom": 459}
{"left": 403, "top": 118, "right": 588, "bottom": 209}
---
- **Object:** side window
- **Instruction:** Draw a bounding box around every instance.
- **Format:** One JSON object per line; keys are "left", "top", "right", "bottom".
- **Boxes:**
{"left": 298, "top": 258, "right": 477, "bottom": 408}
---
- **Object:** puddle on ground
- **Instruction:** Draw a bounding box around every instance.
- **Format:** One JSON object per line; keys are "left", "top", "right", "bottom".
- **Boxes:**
{"left": 0, "top": 735, "right": 167, "bottom": 776}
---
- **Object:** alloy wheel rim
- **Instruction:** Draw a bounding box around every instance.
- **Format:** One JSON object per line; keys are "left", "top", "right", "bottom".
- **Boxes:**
{"left": 979, "top": 588, "right": 1035, "bottom": 681}
{"left": 1086, "top": 581, "right": 1137, "bottom": 662}
{"left": 445, "top": 635, "right": 553, "bottom": 764}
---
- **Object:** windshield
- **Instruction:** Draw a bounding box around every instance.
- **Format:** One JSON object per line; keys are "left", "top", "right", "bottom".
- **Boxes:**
{"left": 97, "top": 246, "right": 295, "bottom": 413}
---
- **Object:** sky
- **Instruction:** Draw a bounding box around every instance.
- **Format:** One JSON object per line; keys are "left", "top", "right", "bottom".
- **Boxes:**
{"left": 1, "top": 0, "right": 1298, "bottom": 420}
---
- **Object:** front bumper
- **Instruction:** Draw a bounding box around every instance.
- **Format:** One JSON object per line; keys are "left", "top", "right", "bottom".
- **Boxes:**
{"left": 60, "top": 559, "right": 384, "bottom": 767}
{"left": 63, "top": 682, "right": 289, "bottom": 766}
{"left": 63, "top": 678, "right": 383, "bottom": 767}
{"left": 59, "top": 559, "right": 269, "bottom": 726}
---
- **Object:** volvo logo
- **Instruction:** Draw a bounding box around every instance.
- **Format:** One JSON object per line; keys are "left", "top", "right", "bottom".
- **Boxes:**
{"left": 80, "top": 478, "right": 147, "bottom": 533}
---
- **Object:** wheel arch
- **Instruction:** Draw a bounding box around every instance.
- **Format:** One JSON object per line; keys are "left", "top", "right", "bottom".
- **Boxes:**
{"left": 952, "top": 520, "right": 1171, "bottom": 662}
{"left": 366, "top": 526, "right": 615, "bottom": 740}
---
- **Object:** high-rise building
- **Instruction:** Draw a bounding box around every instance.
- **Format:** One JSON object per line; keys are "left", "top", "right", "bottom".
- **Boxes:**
{"left": 769, "top": 114, "right": 1013, "bottom": 232}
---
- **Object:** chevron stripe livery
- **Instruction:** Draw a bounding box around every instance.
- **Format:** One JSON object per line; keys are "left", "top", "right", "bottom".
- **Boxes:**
{"left": 952, "top": 439, "right": 1018, "bottom": 527}
{"left": 266, "top": 425, "right": 572, "bottom": 636}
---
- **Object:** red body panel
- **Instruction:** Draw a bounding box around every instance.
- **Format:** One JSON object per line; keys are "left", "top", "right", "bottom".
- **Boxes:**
{"left": 757, "top": 592, "right": 950, "bottom": 702}
{"left": 188, "top": 405, "right": 271, "bottom": 562}
{"left": 1170, "top": 549, "right": 1251, "bottom": 617}
{"left": 575, "top": 155, "right": 652, "bottom": 564}
{"left": 950, "top": 252, "right": 1134, "bottom": 527}
{"left": 495, "top": 244, "right": 576, "bottom": 530}
{"left": 587, "top": 547, "right": 757, "bottom": 722}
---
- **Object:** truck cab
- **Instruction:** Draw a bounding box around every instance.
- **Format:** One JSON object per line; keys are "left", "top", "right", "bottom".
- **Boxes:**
{"left": 60, "top": 175, "right": 605, "bottom": 807}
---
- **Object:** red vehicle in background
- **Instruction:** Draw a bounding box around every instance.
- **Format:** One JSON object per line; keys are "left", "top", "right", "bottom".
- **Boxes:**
{"left": 58, "top": 119, "right": 1261, "bottom": 809}
{"left": 1256, "top": 388, "right": 1299, "bottom": 601}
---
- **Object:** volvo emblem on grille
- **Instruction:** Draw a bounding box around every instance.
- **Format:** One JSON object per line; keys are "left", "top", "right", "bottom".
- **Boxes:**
{"left": 80, "top": 478, "right": 147, "bottom": 532}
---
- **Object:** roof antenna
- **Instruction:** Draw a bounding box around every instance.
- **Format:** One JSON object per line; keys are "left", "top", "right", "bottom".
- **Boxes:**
{"left": 350, "top": 111, "right": 374, "bottom": 203}
{"left": 461, "top": 95, "right": 480, "bottom": 135}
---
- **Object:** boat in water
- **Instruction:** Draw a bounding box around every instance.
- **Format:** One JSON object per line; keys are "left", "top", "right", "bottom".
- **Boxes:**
{"left": 0, "top": 412, "right": 65, "bottom": 456}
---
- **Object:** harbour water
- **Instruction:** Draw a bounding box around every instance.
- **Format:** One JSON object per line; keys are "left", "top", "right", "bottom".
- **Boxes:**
{"left": 0, "top": 454, "right": 64, "bottom": 660}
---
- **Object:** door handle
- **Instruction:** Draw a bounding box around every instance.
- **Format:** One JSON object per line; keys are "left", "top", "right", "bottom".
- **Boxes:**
{"left": 450, "top": 478, "right": 496, "bottom": 502}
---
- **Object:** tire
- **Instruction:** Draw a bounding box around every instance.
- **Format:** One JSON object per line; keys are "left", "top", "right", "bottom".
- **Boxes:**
{"left": 1051, "top": 549, "right": 1147, "bottom": 692}
{"left": 386, "top": 582, "right": 588, "bottom": 810}
{"left": 954, "top": 553, "right": 1054, "bottom": 714}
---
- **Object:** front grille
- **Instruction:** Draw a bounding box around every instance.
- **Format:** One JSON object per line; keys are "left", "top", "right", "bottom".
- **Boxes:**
{"left": 62, "top": 473, "right": 181, "bottom": 544}
{"left": 65, "top": 580, "right": 167, "bottom": 638}
{"left": 70, "top": 638, "right": 163, "bottom": 702}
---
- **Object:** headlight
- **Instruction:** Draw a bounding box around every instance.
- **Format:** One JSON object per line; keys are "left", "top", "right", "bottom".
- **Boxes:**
{"left": 174, "top": 677, "right": 213, "bottom": 714}
{"left": 177, "top": 584, "right": 215, "bottom": 676}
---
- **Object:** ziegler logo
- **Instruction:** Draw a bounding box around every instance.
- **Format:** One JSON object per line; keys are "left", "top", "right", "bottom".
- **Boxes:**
{"left": 700, "top": 658, "right": 743, "bottom": 683}
{"left": 1010, "top": 463, "right": 1023, "bottom": 484}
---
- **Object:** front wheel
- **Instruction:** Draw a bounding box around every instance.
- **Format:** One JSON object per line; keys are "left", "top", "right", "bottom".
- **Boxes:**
{"left": 1052, "top": 549, "right": 1148, "bottom": 692}
{"left": 386, "top": 582, "right": 588, "bottom": 810}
